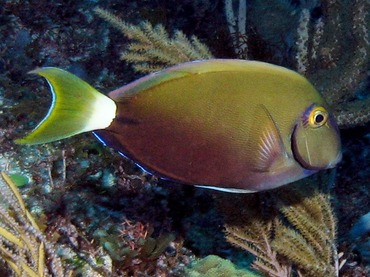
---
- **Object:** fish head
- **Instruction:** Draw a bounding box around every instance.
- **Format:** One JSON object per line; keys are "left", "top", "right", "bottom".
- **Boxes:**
{"left": 292, "top": 104, "right": 342, "bottom": 170}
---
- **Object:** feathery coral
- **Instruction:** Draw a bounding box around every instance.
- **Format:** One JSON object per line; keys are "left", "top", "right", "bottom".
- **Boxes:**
{"left": 217, "top": 174, "right": 341, "bottom": 277}
{"left": 272, "top": 184, "right": 338, "bottom": 276}
{"left": 94, "top": 7, "right": 213, "bottom": 73}
{"left": 219, "top": 193, "right": 291, "bottom": 277}
{"left": 0, "top": 172, "right": 63, "bottom": 276}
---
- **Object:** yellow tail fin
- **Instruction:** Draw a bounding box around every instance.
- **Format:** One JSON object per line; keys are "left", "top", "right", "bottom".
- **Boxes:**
{"left": 16, "top": 67, "right": 117, "bottom": 145}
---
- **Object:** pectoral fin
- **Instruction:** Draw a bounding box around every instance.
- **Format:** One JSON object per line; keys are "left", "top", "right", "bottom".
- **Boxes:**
{"left": 247, "top": 105, "right": 291, "bottom": 173}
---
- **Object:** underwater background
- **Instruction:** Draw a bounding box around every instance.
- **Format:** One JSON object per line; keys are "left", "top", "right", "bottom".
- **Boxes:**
{"left": 0, "top": 0, "right": 369, "bottom": 276}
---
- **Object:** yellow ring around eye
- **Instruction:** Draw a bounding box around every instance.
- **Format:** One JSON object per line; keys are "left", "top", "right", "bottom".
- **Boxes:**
{"left": 308, "top": 107, "right": 328, "bottom": 128}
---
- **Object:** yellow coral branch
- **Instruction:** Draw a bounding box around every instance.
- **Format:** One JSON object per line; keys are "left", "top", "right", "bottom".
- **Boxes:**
{"left": 94, "top": 7, "right": 213, "bottom": 73}
{"left": 0, "top": 172, "right": 63, "bottom": 276}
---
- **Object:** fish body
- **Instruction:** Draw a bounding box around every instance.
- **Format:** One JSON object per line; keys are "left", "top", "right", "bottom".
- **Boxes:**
{"left": 18, "top": 59, "right": 342, "bottom": 192}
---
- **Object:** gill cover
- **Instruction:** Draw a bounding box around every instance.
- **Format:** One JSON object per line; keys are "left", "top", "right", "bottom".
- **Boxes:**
{"left": 16, "top": 68, "right": 117, "bottom": 145}
{"left": 292, "top": 104, "right": 341, "bottom": 169}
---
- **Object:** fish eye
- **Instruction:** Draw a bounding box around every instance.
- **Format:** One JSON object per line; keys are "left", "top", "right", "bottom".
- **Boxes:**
{"left": 309, "top": 107, "right": 328, "bottom": 128}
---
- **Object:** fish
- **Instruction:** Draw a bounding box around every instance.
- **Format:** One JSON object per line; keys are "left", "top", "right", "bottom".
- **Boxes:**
{"left": 17, "top": 59, "right": 342, "bottom": 192}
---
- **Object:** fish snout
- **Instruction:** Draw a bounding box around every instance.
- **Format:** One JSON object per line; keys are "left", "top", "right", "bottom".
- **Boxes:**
{"left": 326, "top": 151, "right": 342, "bottom": 169}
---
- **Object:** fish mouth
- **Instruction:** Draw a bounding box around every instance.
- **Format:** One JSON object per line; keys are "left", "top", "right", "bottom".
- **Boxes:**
{"left": 291, "top": 120, "right": 342, "bottom": 171}
{"left": 326, "top": 152, "right": 342, "bottom": 169}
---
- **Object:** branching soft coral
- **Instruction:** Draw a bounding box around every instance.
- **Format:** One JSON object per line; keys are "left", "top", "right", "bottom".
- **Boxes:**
{"left": 94, "top": 7, "right": 213, "bottom": 73}
{"left": 217, "top": 174, "right": 343, "bottom": 277}
{"left": 0, "top": 172, "right": 63, "bottom": 276}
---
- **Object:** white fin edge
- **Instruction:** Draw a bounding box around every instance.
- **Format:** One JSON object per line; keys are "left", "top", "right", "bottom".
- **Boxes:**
{"left": 196, "top": 185, "right": 257, "bottom": 193}
{"left": 80, "top": 87, "right": 117, "bottom": 132}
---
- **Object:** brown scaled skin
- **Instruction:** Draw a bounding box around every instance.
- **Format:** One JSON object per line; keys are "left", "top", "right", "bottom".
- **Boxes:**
{"left": 18, "top": 60, "right": 341, "bottom": 192}
{"left": 94, "top": 60, "right": 341, "bottom": 192}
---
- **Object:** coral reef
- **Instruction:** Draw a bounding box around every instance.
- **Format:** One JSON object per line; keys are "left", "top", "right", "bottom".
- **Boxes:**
{"left": 0, "top": 0, "right": 369, "bottom": 276}
{"left": 94, "top": 7, "right": 213, "bottom": 73}
{"left": 216, "top": 173, "right": 342, "bottom": 277}
{"left": 0, "top": 172, "right": 63, "bottom": 276}
{"left": 185, "top": 255, "right": 260, "bottom": 277}
{"left": 223, "top": 0, "right": 370, "bottom": 128}
{"left": 93, "top": 5, "right": 368, "bottom": 273}
{"left": 95, "top": 1, "right": 370, "bottom": 128}
{"left": 224, "top": 0, "right": 248, "bottom": 59}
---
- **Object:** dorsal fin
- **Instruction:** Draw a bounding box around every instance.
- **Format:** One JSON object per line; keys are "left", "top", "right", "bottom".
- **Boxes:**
{"left": 109, "top": 59, "right": 304, "bottom": 101}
